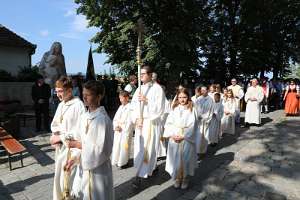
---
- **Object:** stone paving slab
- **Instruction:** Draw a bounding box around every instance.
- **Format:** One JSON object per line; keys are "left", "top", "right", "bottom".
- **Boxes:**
{"left": 0, "top": 110, "right": 299, "bottom": 200}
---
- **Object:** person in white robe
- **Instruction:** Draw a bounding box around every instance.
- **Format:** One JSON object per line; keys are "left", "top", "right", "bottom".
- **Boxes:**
{"left": 65, "top": 80, "right": 114, "bottom": 200}
{"left": 221, "top": 89, "right": 236, "bottom": 135}
{"left": 228, "top": 78, "right": 244, "bottom": 123}
{"left": 208, "top": 84, "right": 216, "bottom": 101}
{"left": 130, "top": 65, "right": 166, "bottom": 187}
{"left": 153, "top": 75, "right": 168, "bottom": 159}
{"left": 195, "top": 86, "right": 214, "bottom": 155}
{"left": 207, "top": 93, "right": 223, "bottom": 145}
{"left": 244, "top": 78, "right": 264, "bottom": 125}
{"left": 158, "top": 96, "right": 170, "bottom": 158}
{"left": 49, "top": 76, "right": 86, "bottom": 200}
{"left": 164, "top": 88, "right": 197, "bottom": 189}
{"left": 111, "top": 91, "right": 134, "bottom": 168}
{"left": 191, "top": 86, "right": 201, "bottom": 104}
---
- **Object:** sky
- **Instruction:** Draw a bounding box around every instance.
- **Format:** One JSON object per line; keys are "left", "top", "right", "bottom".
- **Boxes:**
{"left": 0, "top": 0, "right": 111, "bottom": 75}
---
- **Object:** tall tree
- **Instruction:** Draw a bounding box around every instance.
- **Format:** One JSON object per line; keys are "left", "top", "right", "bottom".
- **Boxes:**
{"left": 86, "top": 47, "right": 96, "bottom": 81}
{"left": 75, "top": 0, "right": 209, "bottom": 87}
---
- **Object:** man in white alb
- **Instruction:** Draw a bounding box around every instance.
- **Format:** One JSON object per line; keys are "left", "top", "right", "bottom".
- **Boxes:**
{"left": 130, "top": 65, "right": 166, "bottom": 187}
{"left": 49, "top": 76, "right": 86, "bottom": 200}
{"left": 244, "top": 78, "right": 264, "bottom": 126}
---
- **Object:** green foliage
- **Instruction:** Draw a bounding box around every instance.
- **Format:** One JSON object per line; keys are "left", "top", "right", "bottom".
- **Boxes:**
{"left": 17, "top": 66, "right": 40, "bottom": 82}
{"left": 75, "top": 0, "right": 207, "bottom": 85}
{"left": 0, "top": 70, "right": 15, "bottom": 82}
{"left": 75, "top": 0, "right": 300, "bottom": 85}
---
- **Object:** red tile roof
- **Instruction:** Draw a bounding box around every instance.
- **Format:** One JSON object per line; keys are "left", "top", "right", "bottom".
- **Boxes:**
{"left": 0, "top": 24, "right": 36, "bottom": 54}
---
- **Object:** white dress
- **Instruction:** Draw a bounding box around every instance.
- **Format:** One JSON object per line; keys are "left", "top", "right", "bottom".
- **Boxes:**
{"left": 76, "top": 107, "right": 114, "bottom": 200}
{"left": 164, "top": 105, "right": 197, "bottom": 179}
{"left": 244, "top": 86, "right": 264, "bottom": 124}
{"left": 221, "top": 98, "right": 236, "bottom": 135}
{"left": 50, "top": 97, "right": 86, "bottom": 200}
{"left": 131, "top": 81, "right": 166, "bottom": 178}
{"left": 111, "top": 103, "right": 134, "bottom": 167}
{"left": 207, "top": 102, "right": 223, "bottom": 144}
{"left": 195, "top": 95, "right": 214, "bottom": 154}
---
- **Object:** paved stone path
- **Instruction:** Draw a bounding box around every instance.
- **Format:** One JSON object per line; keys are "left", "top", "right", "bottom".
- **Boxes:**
{"left": 0, "top": 110, "right": 299, "bottom": 200}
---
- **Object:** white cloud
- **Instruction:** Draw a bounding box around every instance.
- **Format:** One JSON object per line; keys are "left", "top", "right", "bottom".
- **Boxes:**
{"left": 72, "top": 15, "right": 89, "bottom": 32}
{"left": 39, "top": 30, "right": 49, "bottom": 37}
{"left": 59, "top": 32, "right": 81, "bottom": 39}
{"left": 59, "top": 4, "right": 97, "bottom": 40}
{"left": 64, "top": 9, "right": 75, "bottom": 17}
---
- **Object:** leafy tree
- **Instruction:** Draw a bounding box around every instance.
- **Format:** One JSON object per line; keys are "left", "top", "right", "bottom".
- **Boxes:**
{"left": 75, "top": 0, "right": 209, "bottom": 88}
{"left": 17, "top": 66, "right": 40, "bottom": 82}
{"left": 75, "top": 0, "right": 300, "bottom": 86}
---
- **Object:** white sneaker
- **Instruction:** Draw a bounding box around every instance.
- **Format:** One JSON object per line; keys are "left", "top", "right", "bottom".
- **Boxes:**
{"left": 174, "top": 179, "right": 181, "bottom": 188}
{"left": 181, "top": 179, "right": 189, "bottom": 189}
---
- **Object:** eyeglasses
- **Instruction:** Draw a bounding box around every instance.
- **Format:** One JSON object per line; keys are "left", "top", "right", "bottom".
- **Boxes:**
{"left": 141, "top": 72, "right": 148, "bottom": 76}
{"left": 55, "top": 89, "right": 64, "bottom": 93}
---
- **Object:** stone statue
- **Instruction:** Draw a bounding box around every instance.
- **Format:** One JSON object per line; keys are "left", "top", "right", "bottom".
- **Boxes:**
{"left": 39, "top": 42, "right": 67, "bottom": 87}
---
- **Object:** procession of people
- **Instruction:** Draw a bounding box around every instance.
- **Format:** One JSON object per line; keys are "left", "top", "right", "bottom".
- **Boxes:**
{"left": 46, "top": 65, "right": 300, "bottom": 200}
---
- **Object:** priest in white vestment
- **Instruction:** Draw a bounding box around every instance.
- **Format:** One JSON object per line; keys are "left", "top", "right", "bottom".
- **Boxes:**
{"left": 164, "top": 88, "right": 197, "bottom": 189}
{"left": 65, "top": 80, "right": 114, "bottom": 200}
{"left": 111, "top": 91, "right": 134, "bottom": 168}
{"left": 221, "top": 89, "right": 236, "bottom": 135}
{"left": 49, "top": 76, "right": 86, "bottom": 200}
{"left": 228, "top": 78, "right": 244, "bottom": 123}
{"left": 195, "top": 87, "right": 214, "bottom": 154}
{"left": 130, "top": 65, "right": 166, "bottom": 186}
{"left": 244, "top": 78, "right": 264, "bottom": 125}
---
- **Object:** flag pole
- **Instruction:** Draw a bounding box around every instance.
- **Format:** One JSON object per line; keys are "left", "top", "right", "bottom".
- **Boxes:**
{"left": 136, "top": 18, "right": 144, "bottom": 119}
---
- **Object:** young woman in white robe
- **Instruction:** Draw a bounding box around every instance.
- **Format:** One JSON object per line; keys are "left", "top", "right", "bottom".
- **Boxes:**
{"left": 207, "top": 93, "right": 223, "bottom": 145}
{"left": 244, "top": 79, "right": 264, "bottom": 125}
{"left": 49, "top": 76, "right": 86, "bottom": 200}
{"left": 66, "top": 80, "right": 114, "bottom": 200}
{"left": 164, "top": 88, "right": 197, "bottom": 189}
{"left": 221, "top": 89, "right": 236, "bottom": 136}
{"left": 111, "top": 91, "right": 134, "bottom": 168}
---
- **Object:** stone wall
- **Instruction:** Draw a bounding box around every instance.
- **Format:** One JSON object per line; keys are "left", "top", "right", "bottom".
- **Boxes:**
{"left": 0, "top": 82, "right": 34, "bottom": 106}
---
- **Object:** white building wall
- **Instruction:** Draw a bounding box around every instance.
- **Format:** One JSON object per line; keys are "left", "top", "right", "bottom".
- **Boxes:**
{"left": 0, "top": 46, "right": 31, "bottom": 75}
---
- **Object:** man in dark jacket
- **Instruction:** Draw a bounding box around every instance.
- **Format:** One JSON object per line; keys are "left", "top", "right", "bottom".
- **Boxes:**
{"left": 32, "top": 75, "right": 51, "bottom": 132}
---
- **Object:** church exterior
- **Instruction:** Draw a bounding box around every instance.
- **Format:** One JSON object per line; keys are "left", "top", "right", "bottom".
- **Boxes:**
{"left": 0, "top": 24, "right": 36, "bottom": 75}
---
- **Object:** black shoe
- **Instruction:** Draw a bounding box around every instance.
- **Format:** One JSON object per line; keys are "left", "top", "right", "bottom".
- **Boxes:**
{"left": 240, "top": 123, "right": 249, "bottom": 128}
{"left": 132, "top": 177, "right": 141, "bottom": 189}
{"left": 198, "top": 153, "right": 206, "bottom": 160}
{"left": 152, "top": 167, "right": 159, "bottom": 175}
{"left": 210, "top": 143, "right": 218, "bottom": 147}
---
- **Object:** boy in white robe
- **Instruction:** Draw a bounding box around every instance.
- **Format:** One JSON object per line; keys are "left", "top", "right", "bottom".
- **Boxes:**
{"left": 244, "top": 78, "right": 264, "bottom": 126}
{"left": 207, "top": 93, "right": 223, "bottom": 146}
{"left": 65, "top": 80, "right": 114, "bottom": 200}
{"left": 49, "top": 76, "right": 86, "bottom": 200}
{"left": 112, "top": 91, "right": 134, "bottom": 168}
{"left": 228, "top": 78, "right": 244, "bottom": 124}
{"left": 208, "top": 84, "right": 217, "bottom": 101}
{"left": 195, "top": 86, "right": 214, "bottom": 155}
{"left": 164, "top": 88, "right": 197, "bottom": 189}
{"left": 130, "top": 65, "right": 166, "bottom": 187}
{"left": 191, "top": 86, "right": 201, "bottom": 104}
{"left": 221, "top": 89, "right": 236, "bottom": 135}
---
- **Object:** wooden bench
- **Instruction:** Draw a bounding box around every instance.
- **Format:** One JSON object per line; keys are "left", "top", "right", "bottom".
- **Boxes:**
{"left": 0, "top": 127, "right": 26, "bottom": 170}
